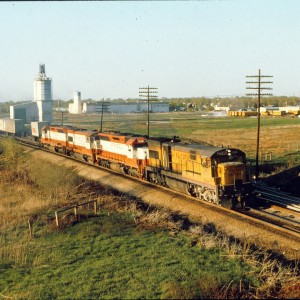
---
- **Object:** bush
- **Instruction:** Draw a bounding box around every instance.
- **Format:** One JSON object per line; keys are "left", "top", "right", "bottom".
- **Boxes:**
{"left": 27, "top": 158, "right": 81, "bottom": 204}
{"left": 0, "top": 139, "right": 28, "bottom": 183}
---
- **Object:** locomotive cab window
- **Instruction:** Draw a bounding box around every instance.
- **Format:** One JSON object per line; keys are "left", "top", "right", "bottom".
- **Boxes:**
{"left": 134, "top": 143, "right": 147, "bottom": 148}
{"left": 149, "top": 150, "right": 159, "bottom": 159}
{"left": 190, "top": 150, "right": 196, "bottom": 161}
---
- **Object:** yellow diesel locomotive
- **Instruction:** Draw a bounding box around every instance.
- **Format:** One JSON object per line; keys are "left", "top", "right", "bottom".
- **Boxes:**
{"left": 145, "top": 137, "right": 251, "bottom": 209}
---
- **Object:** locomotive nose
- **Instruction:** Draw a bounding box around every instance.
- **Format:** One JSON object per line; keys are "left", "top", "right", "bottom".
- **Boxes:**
{"left": 217, "top": 162, "right": 246, "bottom": 186}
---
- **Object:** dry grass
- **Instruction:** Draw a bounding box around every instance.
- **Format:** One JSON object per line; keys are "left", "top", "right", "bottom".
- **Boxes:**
{"left": 190, "top": 124, "right": 300, "bottom": 160}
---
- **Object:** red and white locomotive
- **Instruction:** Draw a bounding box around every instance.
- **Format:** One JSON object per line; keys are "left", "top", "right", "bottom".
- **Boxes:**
{"left": 41, "top": 125, "right": 149, "bottom": 179}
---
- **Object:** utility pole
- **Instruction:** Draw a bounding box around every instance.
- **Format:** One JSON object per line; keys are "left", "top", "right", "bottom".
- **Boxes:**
{"left": 246, "top": 69, "right": 273, "bottom": 181}
{"left": 53, "top": 110, "right": 67, "bottom": 125}
{"left": 96, "top": 99, "right": 110, "bottom": 132}
{"left": 139, "top": 85, "right": 158, "bottom": 138}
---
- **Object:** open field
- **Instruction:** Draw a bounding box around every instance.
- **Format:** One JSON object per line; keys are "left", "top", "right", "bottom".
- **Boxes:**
{"left": 60, "top": 111, "right": 300, "bottom": 164}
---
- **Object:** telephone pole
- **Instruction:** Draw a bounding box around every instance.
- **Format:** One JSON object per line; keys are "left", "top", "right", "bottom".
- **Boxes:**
{"left": 246, "top": 69, "right": 273, "bottom": 181}
{"left": 96, "top": 99, "right": 110, "bottom": 132}
{"left": 53, "top": 111, "right": 67, "bottom": 125}
{"left": 139, "top": 85, "right": 158, "bottom": 138}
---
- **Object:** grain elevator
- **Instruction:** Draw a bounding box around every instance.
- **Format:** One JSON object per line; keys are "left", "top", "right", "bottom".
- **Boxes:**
{"left": 10, "top": 64, "right": 53, "bottom": 124}
{"left": 34, "top": 64, "right": 53, "bottom": 122}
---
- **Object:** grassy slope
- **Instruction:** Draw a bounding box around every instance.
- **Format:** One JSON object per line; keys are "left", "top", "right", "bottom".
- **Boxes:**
{"left": 0, "top": 212, "right": 254, "bottom": 299}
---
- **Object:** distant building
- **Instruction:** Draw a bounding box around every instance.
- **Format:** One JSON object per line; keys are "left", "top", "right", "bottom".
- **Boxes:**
{"left": 279, "top": 106, "right": 300, "bottom": 115}
{"left": 214, "top": 105, "right": 230, "bottom": 112}
{"left": 10, "top": 64, "right": 53, "bottom": 123}
{"left": 260, "top": 106, "right": 279, "bottom": 113}
{"left": 82, "top": 101, "right": 169, "bottom": 114}
{"left": 9, "top": 102, "right": 39, "bottom": 123}
{"left": 260, "top": 106, "right": 300, "bottom": 116}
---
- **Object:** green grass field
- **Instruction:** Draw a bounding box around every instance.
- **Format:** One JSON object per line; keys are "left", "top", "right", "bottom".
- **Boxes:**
{"left": 64, "top": 111, "right": 300, "bottom": 135}
{"left": 0, "top": 211, "right": 257, "bottom": 299}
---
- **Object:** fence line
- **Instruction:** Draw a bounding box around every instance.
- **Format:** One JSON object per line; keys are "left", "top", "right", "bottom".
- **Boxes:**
{"left": 246, "top": 144, "right": 300, "bottom": 162}
{"left": 28, "top": 199, "right": 99, "bottom": 236}
{"left": 55, "top": 200, "right": 98, "bottom": 227}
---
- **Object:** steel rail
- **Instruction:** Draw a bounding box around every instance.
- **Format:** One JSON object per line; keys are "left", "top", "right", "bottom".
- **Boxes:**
{"left": 253, "top": 182, "right": 300, "bottom": 212}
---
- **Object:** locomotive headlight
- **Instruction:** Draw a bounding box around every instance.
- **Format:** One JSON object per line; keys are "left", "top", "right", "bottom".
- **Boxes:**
{"left": 227, "top": 149, "right": 231, "bottom": 155}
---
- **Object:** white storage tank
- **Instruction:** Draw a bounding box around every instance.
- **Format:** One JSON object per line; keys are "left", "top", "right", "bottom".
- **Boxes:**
{"left": 69, "top": 91, "right": 82, "bottom": 114}
{"left": 74, "top": 91, "right": 81, "bottom": 114}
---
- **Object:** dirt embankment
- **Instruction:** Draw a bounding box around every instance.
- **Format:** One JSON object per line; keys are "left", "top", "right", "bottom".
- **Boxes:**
{"left": 28, "top": 148, "right": 300, "bottom": 260}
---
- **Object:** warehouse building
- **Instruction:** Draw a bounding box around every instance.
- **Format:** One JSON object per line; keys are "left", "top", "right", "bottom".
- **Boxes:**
{"left": 82, "top": 101, "right": 169, "bottom": 114}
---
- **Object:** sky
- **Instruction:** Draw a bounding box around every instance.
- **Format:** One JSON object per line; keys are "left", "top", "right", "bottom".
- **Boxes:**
{"left": 1, "top": 0, "right": 300, "bottom": 102}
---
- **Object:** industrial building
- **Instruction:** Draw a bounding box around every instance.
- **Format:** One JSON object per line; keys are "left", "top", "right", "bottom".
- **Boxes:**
{"left": 0, "top": 118, "right": 26, "bottom": 135}
{"left": 0, "top": 64, "right": 53, "bottom": 136}
{"left": 82, "top": 101, "right": 169, "bottom": 114}
{"left": 10, "top": 64, "right": 53, "bottom": 123}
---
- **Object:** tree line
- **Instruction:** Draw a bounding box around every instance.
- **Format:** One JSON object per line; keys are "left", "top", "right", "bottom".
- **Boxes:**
{"left": 1, "top": 96, "right": 299, "bottom": 116}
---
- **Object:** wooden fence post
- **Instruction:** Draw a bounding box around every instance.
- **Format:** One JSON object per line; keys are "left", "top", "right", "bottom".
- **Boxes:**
{"left": 74, "top": 206, "right": 77, "bottom": 219}
{"left": 28, "top": 219, "right": 33, "bottom": 238}
{"left": 55, "top": 211, "right": 59, "bottom": 227}
{"left": 94, "top": 200, "right": 97, "bottom": 215}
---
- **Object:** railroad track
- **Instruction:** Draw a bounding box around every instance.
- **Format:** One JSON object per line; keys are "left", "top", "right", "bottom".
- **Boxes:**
{"left": 3, "top": 135, "right": 300, "bottom": 258}
{"left": 239, "top": 182, "right": 300, "bottom": 235}
{"left": 240, "top": 207, "right": 300, "bottom": 235}
{"left": 253, "top": 182, "right": 300, "bottom": 212}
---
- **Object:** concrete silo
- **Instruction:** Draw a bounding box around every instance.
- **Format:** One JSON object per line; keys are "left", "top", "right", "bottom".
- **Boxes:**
{"left": 34, "top": 64, "right": 53, "bottom": 122}
{"left": 73, "top": 91, "right": 82, "bottom": 114}
{"left": 68, "top": 91, "right": 82, "bottom": 114}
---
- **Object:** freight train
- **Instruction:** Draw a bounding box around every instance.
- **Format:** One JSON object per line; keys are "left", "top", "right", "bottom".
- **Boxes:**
{"left": 39, "top": 124, "right": 251, "bottom": 209}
